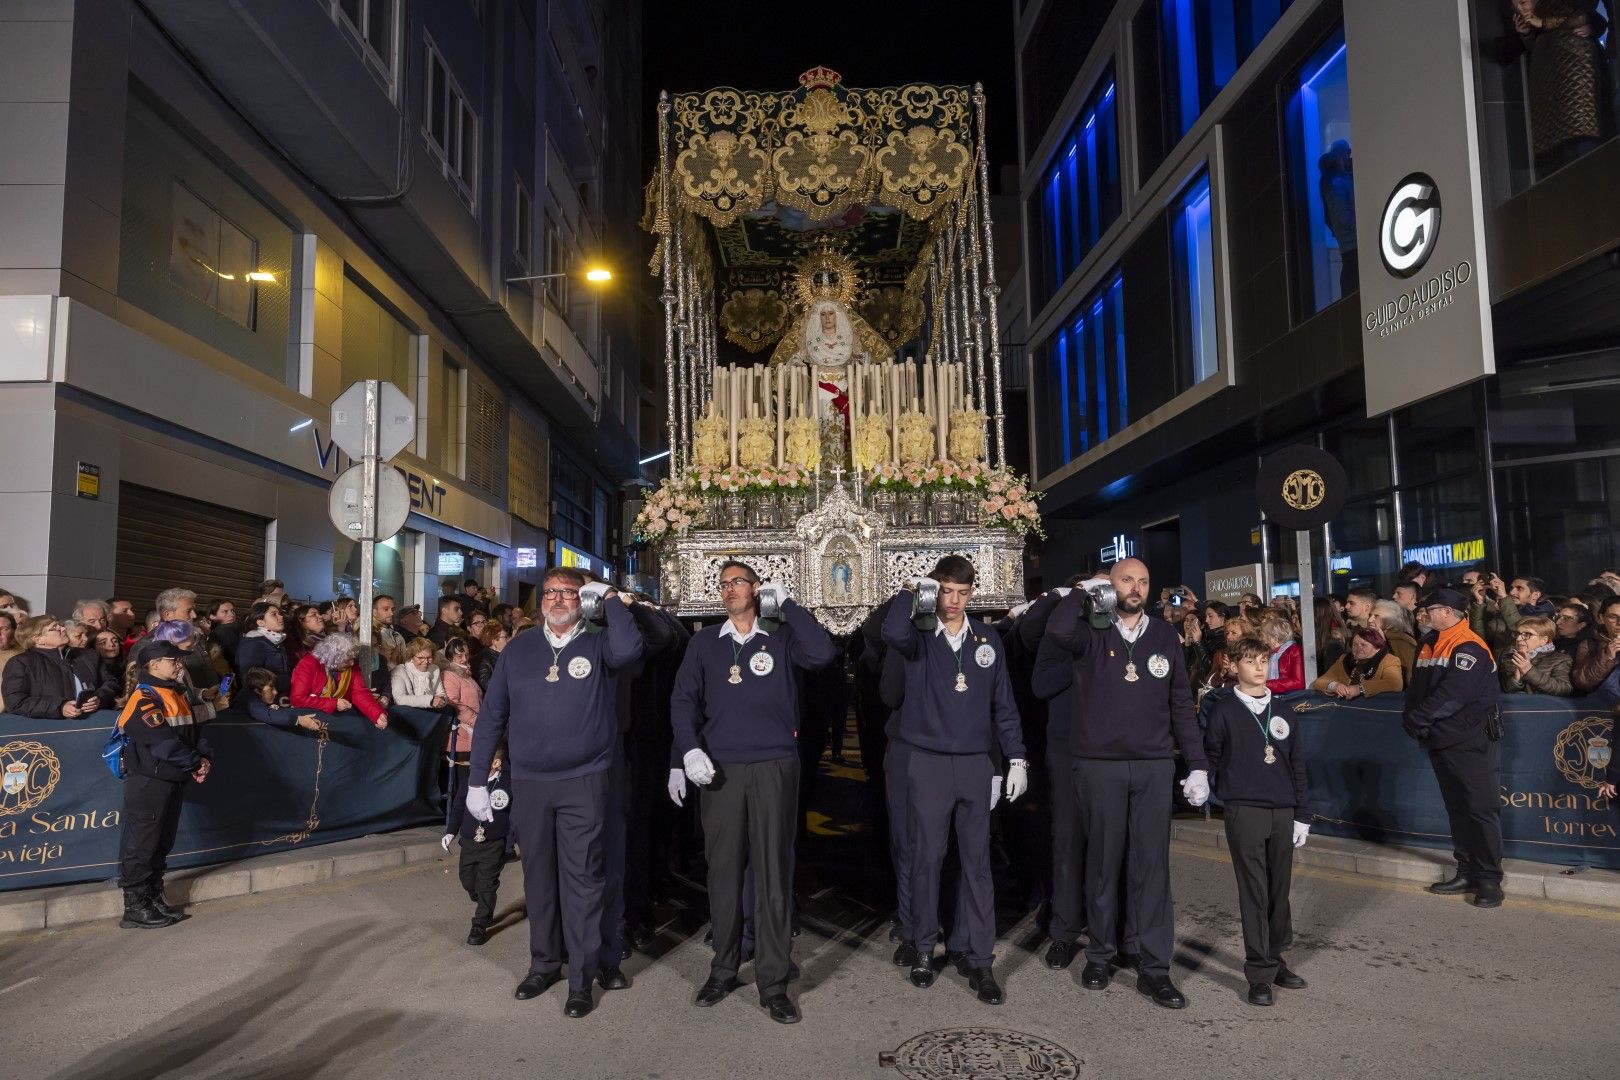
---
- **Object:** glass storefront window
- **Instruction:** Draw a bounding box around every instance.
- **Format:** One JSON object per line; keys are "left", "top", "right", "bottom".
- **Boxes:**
{"left": 435, "top": 541, "right": 494, "bottom": 601}
{"left": 1490, "top": 359, "right": 1620, "bottom": 461}
{"left": 1398, "top": 476, "right": 1486, "bottom": 584}
{"left": 1327, "top": 493, "right": 1398, "bottom": 593}
{"left": 1495, "top": 456, "right": 1620, "bottom": 593}
{"left": 1034, "top": 273, "right": 1127, "bottom": 475}
{"left": 334, "top": 531, "right": 411, "bottom": 603}
{"left": 1284, "top": 28, "right": 1355, "bottom": 316}
{"left": 1323, "top": 416, "right": 1392, "bottom": 498}
{"left": 1170, "top": 171, "right": 1219, "bottom": 390}
{"left": 1031, "top": 74, "right": 1120, "bottom": 308}
{"left": 1160, "top": 0, "right": 1292, "bottom": 138}
{"left": 1395, "top": 387, "right": 1480, "bottom": 487}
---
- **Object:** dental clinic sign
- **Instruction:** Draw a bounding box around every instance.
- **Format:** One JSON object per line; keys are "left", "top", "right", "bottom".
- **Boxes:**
{"left": 1345, "top": 2, "right": 1495, "bottom": 416}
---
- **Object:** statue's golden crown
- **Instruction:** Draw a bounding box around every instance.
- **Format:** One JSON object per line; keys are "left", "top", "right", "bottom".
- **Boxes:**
{"left": 798, "top": 66, "right": 842, "bottom": 91}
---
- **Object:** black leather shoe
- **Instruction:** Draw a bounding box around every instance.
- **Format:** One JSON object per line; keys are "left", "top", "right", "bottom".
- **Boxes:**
{"left": 1044, "top": 941, "right": 1080, "bottom": 970}
{"left": 1247, "top": 982, "right": 1274, "bottom": 1006}
{"left": 892, "top": 943, "right": 919, "bottom": 967}
{"left": 1472, "top": 883, "right": 1504, "bottom": 908}
{"left": 596, "top": 965, "right": 630, "bottom": 990}
{"left": 1080, "top": 962, "right": 1111, "bottom": 990}
{"left": 466, "top": 926, "right": 488, "bottom": 946}
{"left": 1428, "top": 871, "right": 1473, "bottom": 895}
{"left": 909, "top": 958, "right": 936, "bottom": 988}
{"left": 1111, "top": 951, "right": 1140, "bottom": 971}
{"left": 514, "top": 971, "right": 562, "bottom": 1000}
{"left": 968, "top": 968, "right": 1004, "bottom": 1005}
{"left": 946, "top": 950, "right": 973, "bottom": 978}
{"left": 693, "top": 975, "right": 741, "bottom": 1007}
{"left": 763, "top": 993, "right": 801, "bottom": 1024}
{"left": 1274, "top": 966, "right": 1307, "bottom": 990}
{"left": 1136, "top": 974, "right": 1187, "bottom": 1009}
{"left": 630, "top": 923, "right": 657, "bottom": 952}
{"left": 564, "top": 990, "right": 593, "bottom": 1018}
{"left": 888, "top": 923, "right": 903, "bottom": 943}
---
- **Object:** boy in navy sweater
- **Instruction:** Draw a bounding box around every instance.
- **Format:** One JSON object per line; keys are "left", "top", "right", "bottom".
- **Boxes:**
{"left": 444, "top": 745, "right": 510, "bottom": 946}
{"left": 883, "top": 555, "right": 1028, "bottom": 1005}
{"left": 1204, "top": 635, "right": 1312, "bottom": 1006}
{"left": 670, "top": 560, "right": 837, "bottom": 1025}
{"left": 466, "top": 567, "right": 643, "bottom": 1019}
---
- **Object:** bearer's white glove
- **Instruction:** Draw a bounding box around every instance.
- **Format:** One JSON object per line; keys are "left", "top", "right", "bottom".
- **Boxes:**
{"left": 668, "top": 768, "right": 688, "bottom": 807}
{"left": 1180, "top": 770, "right": 1210, "bottom": 808}
{"left": 466, "top": 785, "right": 494, "bottom": 823}
{"left": 683, "top": 748, "right": 716, "bottom": 786}
{"left": 758, "top": 582, "right": 789, "bottom": 609}
{"left": 990, "top": 776, "right": 1003, "bottom": 809}
{"left": 441, "top": 833, "right": 455, "bottom": 852}
{"left": 1005, "top": 759, "right": 1029, "bottom": 803}
{"left": 579, "top": 581, "right": 611, "bottom": 605}
{"left": 1293, "top": 821, "right": 1311, "bottom": 849}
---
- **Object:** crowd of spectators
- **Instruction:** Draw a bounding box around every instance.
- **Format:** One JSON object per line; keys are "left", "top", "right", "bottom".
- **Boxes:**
{"left": 1135, "top": 560, "right": 1620, "bottom": 702}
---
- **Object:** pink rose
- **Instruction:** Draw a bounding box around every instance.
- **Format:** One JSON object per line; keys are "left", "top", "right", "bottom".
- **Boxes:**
{"left": 1000, "top": 505, "right": 1018, "bottom": 520}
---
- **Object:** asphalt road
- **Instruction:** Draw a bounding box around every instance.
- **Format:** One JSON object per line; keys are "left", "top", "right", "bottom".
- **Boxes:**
{"left": 9, "top": 836, "right": 1615, "bottom": 1080}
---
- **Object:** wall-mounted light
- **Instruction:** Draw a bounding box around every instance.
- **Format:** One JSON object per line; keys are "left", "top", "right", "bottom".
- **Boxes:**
{"left": 246, "top": 271, "right": 277, "bottom": 283}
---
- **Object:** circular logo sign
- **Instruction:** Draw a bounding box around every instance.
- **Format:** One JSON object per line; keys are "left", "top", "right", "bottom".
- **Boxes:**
{"left": 489, "top": 788, "right": 510, "bottom": 810}
{"left": 1553, "top": 716, "right": 1612, "bottom": 790}
{"left": 749, "top": 650, "right": 775, "bottom": 676}
{"left": 1379, "top": 173, "right": 1441, "bottom": 279}
{"left": 1147, "top": 654, "right": 1170, "bottom": 679}
{"left": 1281, "top": 469, "right": 1326, "bottom": 512}
{"left": 567, "top": 656, "right": 593, "bottom": 680}
{"left": 975, "top": 644, "right": 996, "bottom": 669}
{"left": 0, "top": 742, "right": 61, "bottom": 816}
{"left": 1270, "top": 716, "right": 1291, "bottom": 741}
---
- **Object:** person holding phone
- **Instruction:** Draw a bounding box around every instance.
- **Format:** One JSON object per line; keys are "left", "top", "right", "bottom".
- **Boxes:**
{"left": 0, "top": 614, "right": 119, "bottom": 718}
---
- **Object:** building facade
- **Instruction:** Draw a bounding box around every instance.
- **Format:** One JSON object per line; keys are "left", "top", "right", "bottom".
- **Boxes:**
{"left": 0, "top": 0, "right": 648, "bottom": 616}
{"left": 1015, "top": 0, "right": 1620, "bottom": 599}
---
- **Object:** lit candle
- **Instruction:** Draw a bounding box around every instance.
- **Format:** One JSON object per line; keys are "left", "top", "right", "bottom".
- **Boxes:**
{"left": 775, "top": 365, "right": 785, "bottom": 466}
{"left": 729, "top": 364, "right": 739, "bottom": 467}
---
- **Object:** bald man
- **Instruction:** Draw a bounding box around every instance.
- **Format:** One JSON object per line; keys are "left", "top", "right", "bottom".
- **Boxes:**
{"left": 1047, "top": 559, "right": 1210, "bottom": 1010}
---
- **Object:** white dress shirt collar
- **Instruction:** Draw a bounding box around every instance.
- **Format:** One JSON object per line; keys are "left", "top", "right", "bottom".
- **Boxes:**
{"left": 719, "top": 618, "right": 768, "bottom": 645}
{"left": 936, "top": 619, "right": 972, "bottom": 651}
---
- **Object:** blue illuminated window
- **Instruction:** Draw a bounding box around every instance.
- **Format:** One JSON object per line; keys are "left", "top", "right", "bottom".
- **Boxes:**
{"left": 1162, "top": 0, "right": 1291, "bottom": 137}
{"left": 1284, "top": 28, "right": 1354, "bottom": 316}
{"left": 1036, "top": 273, "right": 1127, "bottom": 473}
{"left": 1033, "top": 74, "right": 1120, "bottom": 307}
{"left": 1171, "top": 172, "right": 1219, "bottom": 388}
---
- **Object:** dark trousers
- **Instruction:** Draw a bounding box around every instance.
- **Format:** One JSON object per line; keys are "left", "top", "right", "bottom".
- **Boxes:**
{"left": 906, "top": 748, "right": 996, "bottom": 967}
{"left": 624, "top": 733, "right": 672, "bottom": 931}
{"left": 510, "top": 772, "right": 608, "bottom": 992}
{"left": 886, "top": 739, "right": 969, "bottom": 950}
{"left": 1429, "top": 732, "right": 1504, "bottom": 886}
{"left": 699, "top": 755, "right": 797, "bottom": 1000}
{"left": 1047, "top": 748, "right": 1084, "bottom": 945}
{"left": 1076, "top": 757, "right": 1176, "bottom": 979}
{"left": 458, "top": 834, "right": 507, "bottom": 929}
{"left": 118, "top": 772, "right": 186, "bottom": 890}
{"left": 1222, "top": 805, "right": 1295, "bottom": 984}
{"left": 600, "top": 746, "right": 628, "bottom": 962}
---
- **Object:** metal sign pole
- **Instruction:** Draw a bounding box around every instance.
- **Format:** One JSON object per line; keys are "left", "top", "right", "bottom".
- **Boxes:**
{"left": 1296, "top": 528, "right": 1317, "bottom": 686}
{"left": 359, "top": 379, "right": 379, "bottom": 652}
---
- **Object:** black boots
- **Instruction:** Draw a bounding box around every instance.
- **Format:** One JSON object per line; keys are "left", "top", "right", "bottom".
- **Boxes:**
{"left": 148, "top": 881, "right": 183, "bottom": 921}
{"left": 119, "top": 887, "right": 178, "bottom": 929}
{"left": 1428, "top": 870, "right": 1472, "bottom": 894}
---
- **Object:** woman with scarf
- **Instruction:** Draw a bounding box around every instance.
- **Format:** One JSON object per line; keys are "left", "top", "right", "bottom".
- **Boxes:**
{"left": 291, "top": 633, "right": 389, "bottom": 729}
{"left": 235, "top": 602, "right": 293, "bottom": 695}
{"left": 1312, "top": 626, "right": 1405, "bottom": 699}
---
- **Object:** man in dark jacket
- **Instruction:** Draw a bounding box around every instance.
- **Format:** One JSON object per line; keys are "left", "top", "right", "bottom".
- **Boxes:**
{"left": 1, "top": 615, "right": 119, "bottom": 718}
{"left": 1404, "top": 588, "right": 1504, "bottom": 908}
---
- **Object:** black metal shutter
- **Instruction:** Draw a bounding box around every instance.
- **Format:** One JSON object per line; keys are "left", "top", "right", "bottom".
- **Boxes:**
{"left": 114, "top": 483, "right": 269, "bottom": 612}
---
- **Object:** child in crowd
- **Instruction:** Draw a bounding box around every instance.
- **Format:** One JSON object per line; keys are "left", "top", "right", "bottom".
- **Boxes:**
{"left": 115, "top": 641, "right": 213, "bottom": 929}
{"left": 240, "top": 666, "right": 327, "bottom": 733}
{"left": 1204, "top": 635, "right": 1312, "bottom": 1006}
{"left": 443, "top": 742, "right": 510, "bottom": 945}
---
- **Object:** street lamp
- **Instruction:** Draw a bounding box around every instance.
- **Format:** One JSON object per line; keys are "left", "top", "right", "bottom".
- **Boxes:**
{"left": 505, "top": 266, "right": 613, "bottom": 284}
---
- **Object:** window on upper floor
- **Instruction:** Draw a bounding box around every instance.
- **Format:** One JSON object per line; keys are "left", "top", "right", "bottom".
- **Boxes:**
{"left": 1033, "top": 273, "right": 1127, "bottom": 475}
{"left": 327, "top": 0, "right": 397, "bottom": 98}
{"left": 544, "top": 216, "right": 569, "bottom": 311}
{"left": 423, "top": 37, "right": 478, "bottom": 212}
{"left": 514, "top": 178, "right": 534, "bottom": 270}
{"left": 1029, "top": 73, "right": 1121, "bottom": 311}
{"left": 1170, "top": 171, "right": 1220, "bottom": 390}
{"left": 1284, "top": 28, "right": 1355, "bottom": 318}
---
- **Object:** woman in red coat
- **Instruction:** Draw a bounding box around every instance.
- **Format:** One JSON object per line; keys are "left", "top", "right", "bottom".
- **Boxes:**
{"left": 1260, "top": 611, "right": 1305, "bottom": 694}
{"left": 291, "top": 633, "right": 388, "bottom": 729}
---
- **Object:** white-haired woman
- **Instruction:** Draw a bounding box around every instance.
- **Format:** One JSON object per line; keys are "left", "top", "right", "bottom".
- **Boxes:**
{"left": 291, "top": 633, "right": 388, "bottom": 729}
{"left": 1371, "top": 598, "right": 1419, "bottom": 683}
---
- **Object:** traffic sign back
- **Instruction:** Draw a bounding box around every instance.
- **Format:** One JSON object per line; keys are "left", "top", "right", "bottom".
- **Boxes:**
{"left": 330, "top": 381, "right": 415, "bottom": 461}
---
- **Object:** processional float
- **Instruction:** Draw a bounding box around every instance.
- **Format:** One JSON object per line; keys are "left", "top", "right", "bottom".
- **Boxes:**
{"left": 638, "top": 67, "right": 1042, "bottom": 633}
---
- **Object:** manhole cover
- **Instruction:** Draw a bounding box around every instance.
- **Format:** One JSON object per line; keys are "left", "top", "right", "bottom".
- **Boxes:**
{"left": 880, "top": 1028, "right": 1081, "bottom": 1079}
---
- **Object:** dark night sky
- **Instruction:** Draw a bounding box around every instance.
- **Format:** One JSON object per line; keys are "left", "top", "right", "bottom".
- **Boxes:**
{"left": 640, "top": 1, "right": 1020, "bottom": 190}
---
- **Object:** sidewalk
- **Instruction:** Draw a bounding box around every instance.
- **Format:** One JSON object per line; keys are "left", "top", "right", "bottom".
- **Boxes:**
{"left": 1171, "top": 817, "right": 1620, "bottom": 909}
{"left": 3, "top": 820, "right": 1617, "bottom": 935}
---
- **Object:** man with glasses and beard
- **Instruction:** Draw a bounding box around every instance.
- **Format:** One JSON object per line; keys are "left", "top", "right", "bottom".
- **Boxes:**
{"left": 465, "top": 566, "right": 643, "bottom": 1018}
{"left": 1047, "top": 558, "right": 1210, "bottom": 1010}
{"left": 669, "top": 560, "right": 836, "bottom": 1024}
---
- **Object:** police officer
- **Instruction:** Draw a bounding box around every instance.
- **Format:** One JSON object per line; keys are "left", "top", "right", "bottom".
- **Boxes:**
{"left": 467, "top": 567, "right": 644, "bottom": 1018}
{"left": 883, "top": 556, "right": 1028, "bottom": 1005}
{"left": 1048, "top": 558, "right": 1209, "bottom": 1009}
{"left": 1404, "top": 587, "right": 1505, "bottom": 908}
{"left": 670, "top": 560, "right": 836, "bottom": 1024}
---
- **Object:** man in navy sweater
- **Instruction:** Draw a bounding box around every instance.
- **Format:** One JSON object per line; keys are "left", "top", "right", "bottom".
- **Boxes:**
{"left": 466, "top": 566, "right": 644, "bottom": 1019}
{"left": 670, "top": 559, "right": 836, "bottom": 1025}
{"left": 883, "top": 555, "right": 1029, "bottom": 1005}
{"left": 1048, "top": 558, "right": 1210, "bottom": 1009}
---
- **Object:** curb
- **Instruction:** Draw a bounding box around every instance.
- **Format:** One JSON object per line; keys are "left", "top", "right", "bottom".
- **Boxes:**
{"left": 0, "top": 827, "right": 447, "bottom": 934}
{"left": 1171, "top": 818, "right": 1620, "bottom": 910}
